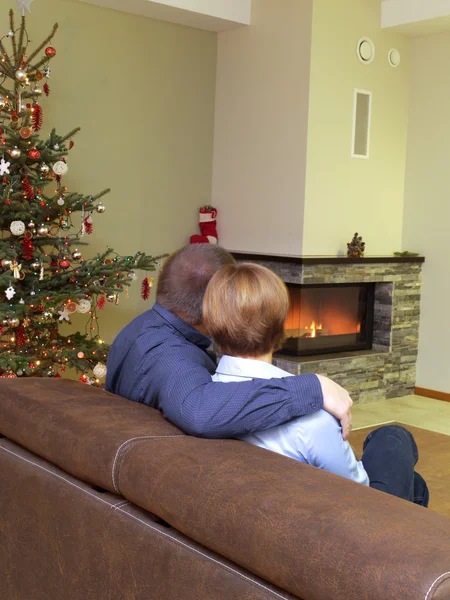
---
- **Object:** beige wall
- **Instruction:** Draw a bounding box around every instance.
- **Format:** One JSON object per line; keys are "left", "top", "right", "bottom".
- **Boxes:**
{"left": 303, "top": 0, "right": 411, "bottom": 255}
{"left": 2, "top": 0, "right": 217, "bottom": 343}
{"left": 402, "top": 33, "right": 450, "bottom": 393}
{"left": 212, "top": 0, "right": 313, "bottom": 254}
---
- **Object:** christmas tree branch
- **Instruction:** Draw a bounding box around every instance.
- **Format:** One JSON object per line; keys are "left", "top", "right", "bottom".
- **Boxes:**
{"left": 17, "top": 16, "right": 26, "bottom": 67}
{"left": 59, "top": 127, "right": 81, "bottom": 144}
{"left": 25, "top": 23, "right": 59, "bottom": 66}
{"left": 0, "top": 40, "right": 15, "bottom": 78}
{"left": 9, "top": 10, "right": 18, "bottom": 65}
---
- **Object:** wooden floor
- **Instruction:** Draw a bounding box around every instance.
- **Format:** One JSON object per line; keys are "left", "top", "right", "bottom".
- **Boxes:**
{"left": 351, "top": 423, "right": 450, "bottom": 517}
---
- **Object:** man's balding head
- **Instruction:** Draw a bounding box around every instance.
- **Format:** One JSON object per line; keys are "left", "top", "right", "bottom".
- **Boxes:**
{"left": 156, "top": 244, "right": 235, "bottom": 326}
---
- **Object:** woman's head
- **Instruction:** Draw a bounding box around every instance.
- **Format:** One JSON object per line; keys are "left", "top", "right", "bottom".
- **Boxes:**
{"left": 203, "top": 263, "right": 289, "bottom": 357}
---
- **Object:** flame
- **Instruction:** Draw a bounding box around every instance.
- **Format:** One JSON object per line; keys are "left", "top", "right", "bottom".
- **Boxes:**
{"left": 309, "top": 321, "right": 322, "bottom": 338}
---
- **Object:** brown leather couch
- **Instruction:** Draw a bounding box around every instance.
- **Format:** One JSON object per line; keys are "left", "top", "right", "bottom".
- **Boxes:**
{"left": 1, "top": 379, "right": 449, "bottom": 600}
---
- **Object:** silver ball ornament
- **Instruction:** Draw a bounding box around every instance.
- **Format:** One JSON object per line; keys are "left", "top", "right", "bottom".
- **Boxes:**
{"left": 9, "top": 317, "right": 20, "bottom": 328}
{"left": 60, "top": 220, "right": 70, "bottom": 231}
{"left": 127, "top": 271, "right": 137, "bottom": 280}
{"left": 28, "top": 220, "right": 36, "bottom": 230}
{"left": 8, "top": 147, "right": 21, "bottom": 159}
{"left": 96, "top": 203, "right": 106, "bottom": 214}
{"left": 57, "top": 197, "right": 65, "bottom": 206}
{"left": 31, "top": 261, "right": 40, "bottom": 270}
{"left": 106, "top": 293, "right": 117, "bottom": 303}
{"left": 46, "top": 368, "right": 55, "bottom": 377}
{"left": 1, "top": 258, "right": 11, "bottom": 269}
{"left": 15, "top": 69, "right": 27, "bottom": 81}
{"left": 37, "top": 225, "right": 48, "bottom": 236}
{"left": 40, "top": 163, "right": 50, "bottom": 175}
{"left": 71, "top": 249, "right": 82, "bottom": 261}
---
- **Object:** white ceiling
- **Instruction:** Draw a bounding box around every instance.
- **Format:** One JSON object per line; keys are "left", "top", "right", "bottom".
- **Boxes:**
{"left": 382, "top": 0, "right": 450, "bottom": 36}
{"left": 78, "top": 0, "right": 251, "bottom": 32}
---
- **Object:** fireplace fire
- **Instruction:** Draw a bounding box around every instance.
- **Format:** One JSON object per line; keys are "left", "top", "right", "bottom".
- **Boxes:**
{"left": 281, "top": 283, "right": 375, "bottom": 357}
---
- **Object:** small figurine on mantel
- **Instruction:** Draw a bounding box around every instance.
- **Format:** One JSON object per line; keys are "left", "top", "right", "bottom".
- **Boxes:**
{"left": 347, "top": 233, "right": 365, "bottom": 258}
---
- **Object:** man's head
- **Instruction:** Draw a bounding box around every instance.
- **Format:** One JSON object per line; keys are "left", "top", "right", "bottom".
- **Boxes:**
{"left": 203, "top": 262, "right": 289, "bottom": 357}
{"left": 156, "top": 244, "right": 235, "bottom": 327}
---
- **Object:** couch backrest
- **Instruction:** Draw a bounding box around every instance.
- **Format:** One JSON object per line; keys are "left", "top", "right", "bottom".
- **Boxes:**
{"left": 1, "top": 379, "right": 450, "bottom": 600}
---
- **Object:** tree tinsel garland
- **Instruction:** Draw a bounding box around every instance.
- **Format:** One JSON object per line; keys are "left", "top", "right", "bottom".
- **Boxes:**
{"left": 84, "top": 214, "right": 93, "bottom": 234}
{"left": 32, "top": 102, "right": 43, "bottom": 131}
{"left": 97, "top": 296, "right": 105, "bottom": 310}
{"left": 17, "top": 326, "right": 26, "bottom": 348}
{"left": 22, "top": 176, "right": 35, "bottom": 199}
{"left": 43, "top": 82, "right": 50, "bottom": 96}
{"left": 141, "top": 277, "right": 151, "bottom": 300}
{"left": 21, "top": 236, "right": 33, "bottom": 260}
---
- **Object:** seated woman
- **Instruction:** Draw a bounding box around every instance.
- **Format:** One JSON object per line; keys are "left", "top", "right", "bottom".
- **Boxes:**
{"left": 203, "top": 263, "right": 429, "bottom": 504}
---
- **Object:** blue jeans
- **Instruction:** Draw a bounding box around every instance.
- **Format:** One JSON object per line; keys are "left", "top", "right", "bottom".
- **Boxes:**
{"left": 361, "top": 425, "right": 429, "bottom": 507}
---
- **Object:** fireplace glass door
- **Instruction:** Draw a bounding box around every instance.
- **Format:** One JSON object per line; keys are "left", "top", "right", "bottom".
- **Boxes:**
{"left": 281, "top": 283, "right": 375, "bottom": 357}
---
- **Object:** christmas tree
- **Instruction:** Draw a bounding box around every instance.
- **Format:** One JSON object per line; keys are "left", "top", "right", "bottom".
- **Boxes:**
{"left": 0, "top": 6, "right": 163, "bottom": 384}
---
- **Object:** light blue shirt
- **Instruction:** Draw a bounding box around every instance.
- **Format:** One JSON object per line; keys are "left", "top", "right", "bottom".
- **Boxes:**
{"left": 213, "top": 356, "right": 369, "bottom": 486}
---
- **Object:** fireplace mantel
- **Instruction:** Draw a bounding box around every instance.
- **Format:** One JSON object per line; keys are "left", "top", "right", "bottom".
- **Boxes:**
{"left": 230, "top": 251, "right": 425, "bottom": 265}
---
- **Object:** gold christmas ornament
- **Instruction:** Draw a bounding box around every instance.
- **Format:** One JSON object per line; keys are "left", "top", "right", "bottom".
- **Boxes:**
{"left": 77, "top": 351, "right": 85, "bottom": 359}
{"left": 37, "top": 225, "right": 49, "bottom": 236}
{"left": 15, "top": 69, "right": 27, "bottom": 81}
{"left": 9, "top": 317, "right": 20, "bottom": 328}
{"left": 96, "top": 203, "right": 106, "bottom": 214}
{"left": 8, "top": 147, "right": 21, "bottom": 159}
{"left": 40, "top": 163, "right": 50, "bottom": 175}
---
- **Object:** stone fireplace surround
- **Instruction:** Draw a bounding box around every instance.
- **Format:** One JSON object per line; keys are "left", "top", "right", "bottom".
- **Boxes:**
{"left": 231, "top": 253, "right": 424, "bottom": 404}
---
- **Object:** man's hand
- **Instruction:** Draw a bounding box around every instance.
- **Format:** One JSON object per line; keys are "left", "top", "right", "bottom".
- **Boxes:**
{"left": 317, "top": 374, "right": 353, "bottom": 440}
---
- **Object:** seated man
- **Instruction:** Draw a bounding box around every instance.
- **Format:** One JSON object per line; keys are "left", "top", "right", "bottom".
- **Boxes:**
{"left": 106, "top": 244, "right": 352, "bottom": 440}
{"left": 203, "top": 262, "right": 429, "bottom": 504}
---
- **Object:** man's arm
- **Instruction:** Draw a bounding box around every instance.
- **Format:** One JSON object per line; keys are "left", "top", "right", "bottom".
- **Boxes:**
{"left": 144, "top": 346, "right": 352, "bottom": 439}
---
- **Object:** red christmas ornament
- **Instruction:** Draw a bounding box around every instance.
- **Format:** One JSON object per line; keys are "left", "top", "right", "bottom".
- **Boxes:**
{"left": 54, "top": 373, "right": 61, "bottom": 378}
{"left": 49, "top": 256, "right": 58, "bottom": 268}
{"left": 84, "top": 215, "right": 93, "bottom": 235}
{"left": 141, "top": 277, "right": 151, "bottom": 301}
{"left": 28, "top": 149, "right": 41, "bottom": 160}
{"left": 59, "top": 258, "right": 71, "bottom": 270}
{"left": 0, "top": 324, "right": 4, "bottom": 336}
{"left": 43, "top": 83, "right": 50, "bottom": 97}
{"left": 69, "top": 141, "right": 75, "bottom": 150}
{"left": 22, "top": 176, "right": 35, "bottom": 200}
{"left": 45, "top": 46, "right": 57, "bottom": 57}
{"left": 32, "top": 103, "right": 43, "bottom": 132}
{"left": 21, "top": 236, "right": 34, "bottom": 260}
{"left": 97, "top": 296, "right": 106, "bottom": 310}
{"left": 17, "top": 326, "right": 26, "bottom": 348}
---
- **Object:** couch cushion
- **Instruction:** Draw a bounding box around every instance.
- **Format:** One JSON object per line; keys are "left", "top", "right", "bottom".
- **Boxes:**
{"left": 117, "top": 435, "right": 450, "bottom": 600}
{"left": 0, "top": 379, "right": 184, "bottom": 492}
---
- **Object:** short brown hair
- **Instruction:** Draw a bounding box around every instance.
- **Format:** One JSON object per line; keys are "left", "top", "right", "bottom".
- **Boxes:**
{"left": 156, "top": 244, "right": 235, "bottom": 326}
{"left": 203, "top": 263, "right": 289, "bottom": 357}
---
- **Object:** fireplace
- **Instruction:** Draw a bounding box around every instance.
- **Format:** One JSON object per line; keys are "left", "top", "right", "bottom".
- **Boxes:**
{"left": 231, "top": 251, "right": 424, "bottom": 403}
{"left": 282, "top": 283, "right": 375, "bottom": 357}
